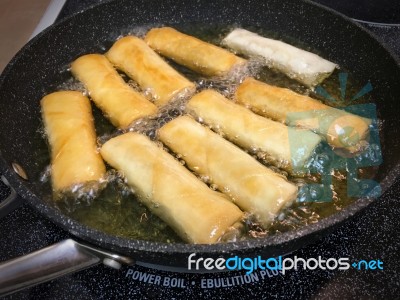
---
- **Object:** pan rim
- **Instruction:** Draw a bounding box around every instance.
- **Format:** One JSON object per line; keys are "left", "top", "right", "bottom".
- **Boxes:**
{"left": 1, "top": 159, "right": 399, "bottom": 255}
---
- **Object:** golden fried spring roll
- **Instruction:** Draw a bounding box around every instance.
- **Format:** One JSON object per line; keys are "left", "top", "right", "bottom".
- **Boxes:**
{"left": 158, "top": 116, "right": 298, "bottom": 227}
{"left": 186, "top": 90, "right": 321, "bottom": 172}
{"left": 41, "top": 91, "right": 106, "bottom": 192}
{"left": 71, "top": 54, "right": 157, "bottom": 129}
{"left": 236, "top": 78, "right": 370, "bottom": 152}
{"left": 145, "top": 27, "right": 246, "bottom": 77}
{"left": 100, "top": 132, "right": 243, "bottom": 244}
{"left": 223, "top": 28, "right": 337, "bottom": 86}
{"left": 106, "top": 36, "right": 195, "bottom": 106}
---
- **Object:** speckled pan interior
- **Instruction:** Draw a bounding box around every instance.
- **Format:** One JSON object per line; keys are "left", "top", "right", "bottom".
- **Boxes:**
{"left": 0, "top": 0, "right": 399, "bottom": 268}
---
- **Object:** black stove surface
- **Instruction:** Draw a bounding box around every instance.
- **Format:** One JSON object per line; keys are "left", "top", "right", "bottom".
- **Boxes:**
{"left": 1, "top": 1, "right": 400, "bottom": 299}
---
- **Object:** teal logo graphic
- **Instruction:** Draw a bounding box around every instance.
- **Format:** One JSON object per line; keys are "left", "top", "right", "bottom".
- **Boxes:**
{"left": 315, "top": 72, "right": 373, "bottom": 104}
{"left": 289, "top": 73, "right": 382, "bottom": 202}
{"left": 352, "top": 259, "right": 383, "bottom": 270}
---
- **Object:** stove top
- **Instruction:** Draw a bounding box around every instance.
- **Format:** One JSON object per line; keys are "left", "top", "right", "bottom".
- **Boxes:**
{"left": 1, "top": 1, "right": 400, "bottom": 299}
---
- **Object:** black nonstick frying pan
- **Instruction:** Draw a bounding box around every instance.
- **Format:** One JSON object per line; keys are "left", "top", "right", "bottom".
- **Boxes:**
{"left": 0, "top": 0, "right": 399, "bottom": 295}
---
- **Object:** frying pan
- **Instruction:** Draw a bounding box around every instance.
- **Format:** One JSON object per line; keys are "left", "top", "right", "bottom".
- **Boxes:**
{"left": 0, "top": 0, "right": 399, "bottom": 295}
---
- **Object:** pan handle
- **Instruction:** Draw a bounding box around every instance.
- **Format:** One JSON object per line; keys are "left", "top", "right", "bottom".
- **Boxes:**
{"left": 0, "top": 175, "right": 23, "bottom": 218}
{"left": 0, "top": 239, "right": 134, "bottom": 296}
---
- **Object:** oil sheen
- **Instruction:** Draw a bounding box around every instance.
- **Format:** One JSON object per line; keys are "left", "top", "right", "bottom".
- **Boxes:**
{"left": 37, "top": 24, "right": 379, "bottom": 244}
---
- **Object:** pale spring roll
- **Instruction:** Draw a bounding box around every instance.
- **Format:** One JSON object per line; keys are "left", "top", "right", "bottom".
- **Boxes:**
{"left": 158, "top": 116, "right": 298, "bottom": 227}
{"left": 186, "top": 90, "right": 321, "bottom": 172}
{"left": 71, "top": 54, "right": 157, "bottom": 129}
{"left": 145, "top": 27, "right": 246, "bottom": 77}
{"left": 41, "top": 91, "right": 106, "bottom": 192}
{"left": 100, "top": 132, "right": 243, "bottom": 244}
{"left": 106, "top": 36, "right": 196, "bottom": 106}
{"left": 223, "top": 28, "right": 337, "bottom": 86}
{"left": 236, "top": 78, "right": 370, "bottom": 152}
